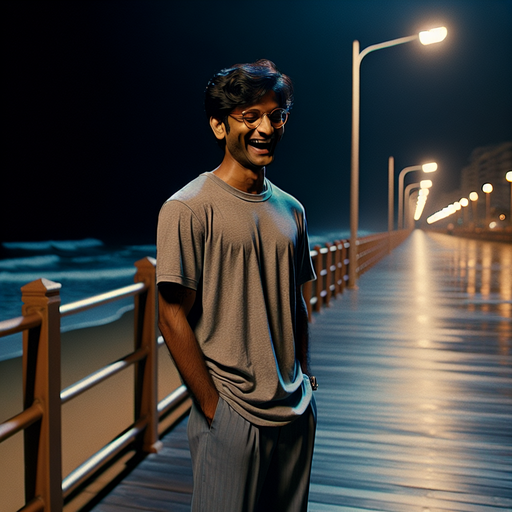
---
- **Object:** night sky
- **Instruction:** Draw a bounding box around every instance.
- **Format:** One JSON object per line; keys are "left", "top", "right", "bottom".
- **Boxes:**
{"left": 3, "top": 0, "right": 512, "bottom": 245}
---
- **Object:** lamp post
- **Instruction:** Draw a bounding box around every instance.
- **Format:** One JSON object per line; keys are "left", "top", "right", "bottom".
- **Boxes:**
{"left": 482, "top": 183, "right": 493, "bottom": 227}
{"left": 469, "top": 191, "right": 478, "bottom": 229}
{"left": 459, "top": 197, "right": 469, "bottom": 228}
{"left": 398, "top": 162, "right": 437, "bottom": 230}
{"left": 388, "top": 156, "right": 394, "bottom": 234}
{"left": 348, "top": 26, "right": 447, "bottom": 288}
{"left": 404, "top": 182, "right": 420, "bottom": 229}
{"left": 507, "top": 171, "right": 512, "bottom": 226}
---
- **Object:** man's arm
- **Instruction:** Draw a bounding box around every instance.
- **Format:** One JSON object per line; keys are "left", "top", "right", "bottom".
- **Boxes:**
{"left": 158, "top": 282, "right": 219, "bottom": 424}
{"left": 295, "top": 285, "right": 311, "bottom": 375}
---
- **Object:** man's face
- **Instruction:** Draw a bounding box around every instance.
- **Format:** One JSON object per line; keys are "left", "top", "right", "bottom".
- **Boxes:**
{"left": 223, "top": 90, "right": 285, "bottom": 172}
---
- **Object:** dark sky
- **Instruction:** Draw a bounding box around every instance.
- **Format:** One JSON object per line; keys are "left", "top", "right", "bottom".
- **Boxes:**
{"left": 3, "top": 0, "right": 512, "bottom": 244}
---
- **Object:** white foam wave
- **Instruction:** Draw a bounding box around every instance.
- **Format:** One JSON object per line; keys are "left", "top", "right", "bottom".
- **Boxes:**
{"left": 3, "top": 238, "right": 104, "bottom": 252}
{"left": 0, "top": 268, "right": 136, "bottom": 283}
{"left": 0, "top": 255, "right": 61, "bottom": 270}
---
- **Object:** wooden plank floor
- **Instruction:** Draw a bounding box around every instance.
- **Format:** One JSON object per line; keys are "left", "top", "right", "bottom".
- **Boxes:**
{"left": 91, "top": 231, "right": 512, "bottom": 512}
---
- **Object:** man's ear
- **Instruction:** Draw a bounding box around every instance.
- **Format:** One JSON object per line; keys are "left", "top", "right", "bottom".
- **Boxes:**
{"left": 210, "top": 117, "right": 227, "bottom": 141}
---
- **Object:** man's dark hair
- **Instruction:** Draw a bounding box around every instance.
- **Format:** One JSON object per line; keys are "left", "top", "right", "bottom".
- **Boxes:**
{"left": 204, "top": 59, "right": 294, "bottom": 141}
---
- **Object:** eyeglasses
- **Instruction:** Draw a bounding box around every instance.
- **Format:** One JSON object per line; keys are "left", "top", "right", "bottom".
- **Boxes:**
{"left": 229, "top": 107, "right": 289, "bottom": 130}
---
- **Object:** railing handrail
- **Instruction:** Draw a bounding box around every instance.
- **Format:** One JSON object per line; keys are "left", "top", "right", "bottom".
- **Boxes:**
{"left": 0, "top": 313, "right": 42, "bottom": 338}
{"left": 60, "top": 282, "right": 146, "bottom": 317}
{"left": 60, "top": 346, "right": 149, "bottom": 404}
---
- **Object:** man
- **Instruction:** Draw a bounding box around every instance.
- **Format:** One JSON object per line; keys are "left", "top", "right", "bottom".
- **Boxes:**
{"left": 157, "top": 59, "right": 317, "bottom": 512}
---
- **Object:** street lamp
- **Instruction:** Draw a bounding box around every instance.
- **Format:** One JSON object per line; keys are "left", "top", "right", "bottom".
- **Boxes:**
{"left": 398, "top": 162, "right": 437, "bottom": 230}
{"left": 459, "top": 197, "right": 469, "bottom": 227}
{"left": 404, "top": 182, "right": 420, "bottom": 229}
{"left": 469, "top": 191, "right": 478, "bottom": 229}
{"left": 348, "top": 26, "right": 447, "bottom": 288}
{"left": 507, "top": 171, "right": 512, "bottom": 226}
{"left": 482, "top": 183, "right": 493, "bottom": 227}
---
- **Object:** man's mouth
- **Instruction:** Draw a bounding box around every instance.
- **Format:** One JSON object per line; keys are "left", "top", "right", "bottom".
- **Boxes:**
{"left": 247, "top": 139, "right": 273, "bottom": 152}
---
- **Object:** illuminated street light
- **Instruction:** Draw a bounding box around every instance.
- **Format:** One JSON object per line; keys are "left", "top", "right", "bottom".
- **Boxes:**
{"left": 469, "top": 191, "right": 479, "bottom": 229}
{"left": 414, "top": 187, "right": 430, "bottom": 221}
{"left": 420, "top": 179, "right": 433, "bottom": 189}
{"left": 419, "top": 27, "right": 448, "bottom": 45}
{"left": 349, "top": 27, "right": 447, "bottom": 288}
{"left": 507, "top": 171, "right": 512, "bottom": 226}
{"left": 459, "top": 197, "right": 469, "bottom": 226}
{"left": 404, "top": 182, "right": 420, "bottom": 229}
{"left": 482, "top": 183, "right": 493, "bottom": 226}
{"left": 398, "top": 162, "right": 437, "bottom": 230}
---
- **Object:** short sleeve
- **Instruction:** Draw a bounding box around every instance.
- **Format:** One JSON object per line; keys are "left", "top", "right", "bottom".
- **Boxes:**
{"left": 156, "top": 199, "right": 205, "bottom": 290}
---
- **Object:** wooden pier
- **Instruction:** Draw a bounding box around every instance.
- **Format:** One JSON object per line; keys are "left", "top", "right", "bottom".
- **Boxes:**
{"left": 91, "top": 230, "right": 512, "bottom": 512}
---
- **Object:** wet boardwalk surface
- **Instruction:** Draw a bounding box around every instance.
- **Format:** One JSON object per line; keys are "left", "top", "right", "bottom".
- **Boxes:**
{"left": 92, "top": 231, "right": 512, "bottom": 512}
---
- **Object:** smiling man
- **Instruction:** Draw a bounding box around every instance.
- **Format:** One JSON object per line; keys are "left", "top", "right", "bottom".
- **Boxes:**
{"left": 157, "top": 59, "right": 317, "bottom": 512}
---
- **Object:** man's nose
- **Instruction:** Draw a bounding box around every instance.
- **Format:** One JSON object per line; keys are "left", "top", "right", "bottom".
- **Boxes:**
{"left": 257, "top": 114, "right": 274, "bottom": 133}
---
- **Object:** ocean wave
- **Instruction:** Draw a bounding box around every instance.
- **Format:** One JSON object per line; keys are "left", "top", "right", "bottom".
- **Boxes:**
{"left": 0, "top": 267, "right": 137, "bottom": 283}
{"left": 0, "top": 254, "right": 61, "bottom": 270}
{"left": 2, "top": 238, "right": 104, "bottom": 252}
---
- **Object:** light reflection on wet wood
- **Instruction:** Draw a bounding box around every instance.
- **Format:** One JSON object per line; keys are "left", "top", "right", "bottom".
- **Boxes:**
{"left": 91, "top": 231, "right": 511, "bottom": 512}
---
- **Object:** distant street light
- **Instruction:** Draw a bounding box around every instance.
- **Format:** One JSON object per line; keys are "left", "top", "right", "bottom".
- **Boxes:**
{"left": 398, "top": 162, "right": 437, "bottom": 229}
{"left": 348, "top": 27, "right": 447, "bottom": 288}
{"left": 404, "top": 182, "right": 420, "bottom": 229}
{"left": 413, "top": 184, "right": 431, "bottom": 221}
{"left": 388, "top": 156, "right": 394, "bottom": 234}
{"left": 482, "top": 183, "right": 493, "bottom": 227}
{"left": 459, "top": 197, "right": 469, "bottom": 227}
{"left": 469, "top": 191, "right": 479, "bottom": 229}
{"left": 507, "top": 171, "right": 512, "bottom": 226}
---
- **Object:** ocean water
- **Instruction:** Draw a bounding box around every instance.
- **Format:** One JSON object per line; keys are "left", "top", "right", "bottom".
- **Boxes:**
{"left": 0, "top": 230, "right": 364, "bottom": 361}
{"left": 0, "top": 239, "right": 157, "bottom": 361}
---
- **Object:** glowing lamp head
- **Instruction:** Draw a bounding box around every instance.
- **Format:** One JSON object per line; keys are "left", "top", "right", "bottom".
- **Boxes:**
{"left": 420, "top": 179, "right": 433, "bottom": 189}
{"left": 469, "top": 191, "right": 478, "bottom": 201}
{"left": 419, "top": 27, "right": 448, "bottom": 45}
{"left": 422, "top": 162, "right": 437, "bottom": 173}
{"left": 482, "top": 183, "right": 493, "bottom": 194}
{"left": 506, "top": 171, "right": 512, "bottom": 183}
{"left": 459, "top": 198, "right": 469, "bottom": 207}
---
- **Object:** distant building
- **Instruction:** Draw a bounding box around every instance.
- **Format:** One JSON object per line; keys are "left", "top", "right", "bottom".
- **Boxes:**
{"left": 460, "top": 141, "right": 512, "bottom": 212}
{"left": 422, "top": 141, "right": 512, "bottom": 229}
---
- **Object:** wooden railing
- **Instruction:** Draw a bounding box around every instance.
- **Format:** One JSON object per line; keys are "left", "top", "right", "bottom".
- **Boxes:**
{"left": 302, "top": 230, "right": 411, "bottom": 313}
{"left": 0, "top": 257, "right": 190, "bottom": 512}
{"left": 0, "top": 230, "right": 410, "bottom": 511}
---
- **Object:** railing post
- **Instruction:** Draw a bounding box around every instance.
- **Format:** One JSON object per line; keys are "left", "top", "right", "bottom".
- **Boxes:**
{"left": 324, "top": 243, "right": 332, "bottom": 306}
{"left": 341, "top": 241, "right": 349, "bottom": 292}
{"left": 344, "top": 240, "right": 351, "bottom": 288}
{"left": 21, "top": 278, "right": 63, "bottom": 512}
{"left": 134, "top": 256, "right": 162, "bottom": 454}
{"left": 313, "top": 245, "right": 323, "bottom": 312}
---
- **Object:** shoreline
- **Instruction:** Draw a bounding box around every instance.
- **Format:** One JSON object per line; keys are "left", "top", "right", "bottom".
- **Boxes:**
{"left": 0, "top": 309, "right": 182, "bottom": 512}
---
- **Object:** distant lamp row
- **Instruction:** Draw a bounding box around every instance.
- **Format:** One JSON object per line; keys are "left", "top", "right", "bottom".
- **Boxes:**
{"left": 428, "top": 173, "right": 512, "bottom": 228}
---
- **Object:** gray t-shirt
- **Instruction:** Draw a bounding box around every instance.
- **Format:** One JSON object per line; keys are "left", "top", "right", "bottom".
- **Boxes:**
{"left": 157, "top": 172, "right": 316, "bottom": 426}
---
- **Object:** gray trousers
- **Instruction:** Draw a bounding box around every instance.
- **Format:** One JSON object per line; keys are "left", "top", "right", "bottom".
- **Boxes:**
{"left": 187, "top": 396, "right": 317, "bottom": 512}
